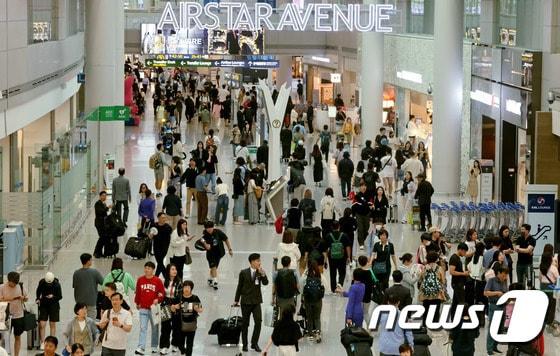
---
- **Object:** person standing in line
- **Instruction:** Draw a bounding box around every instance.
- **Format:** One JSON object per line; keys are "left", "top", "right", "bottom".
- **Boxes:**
{"left": 214, "top": 177, "right": 229, "bottom": 226}
{"left": 62, "top": 303, "right": 98, "bottom": 356}
{"left": 178, "top": 281, "right": 203, "bottom": 356}
{"left": 180, "top": 159, "right": 198, "bottom": 218}
{"left": 152, "top": 213, "right": 173, "bottom": 278}
{"left": 201, "top": 221, "right": 234, "bottom": 290}
{"left": 414, "top": 173, "right": 434, "bottom": 232}
{"left": 449, "top": 243, "right": 470, "bottom": 315}
{"left": 112, "top": 168, "right": 131, "bottom": 227}
{"left": 337, "top": 151, "right": 354, "bottom": 200}
{"left": 234, "top": 253, "right": 269, "bottom": 353}
{"left": 484, "top": 267, "right": 509, "bottom": 355}
{"left": 100, "top": 293, "right": 133, "bottom": 356}
{"left": 162, "top": 186, "right": 182, "bottom": 230}
{"left": 231, "top": 124, "right": 241, "bottom": 156}
{"left": 319, "top": 125, "right": 331, "bottom": 162}
{"left": 514, "top": 224, "right": 536, "bottom": 288}
{"left": 150, "top": 144, "right": 166, "bottom": 198}
{"left": 35, "top": 272, "right": 62, "bottom": 347}
{"left": 0, "top": 272, "right": 28, "bottom": 356}
{"left": 72, "top": 254, "right": 103, "bottom": 320}
{"left": 159, "top": 264, "right": 182, "bottom": 355}
{"left": 325, "top": 221, "right": 352, "bottom": 293}
{"left": 93, "top": 191, "right": 111, "bottom": 258}
{"left": 246, "top": 172, "right": 260, "bottom": 225}
{"left": 167, "top": 219, "right": 193, "bottom": 280}
{"left": 134, "top": 262, "right": 165, "bottom": 355}
{"left": 256, "top": 140, "right": 269, "bottom": 179}
{"left": 195, "top": 167, "right": 209, "bottom": 225}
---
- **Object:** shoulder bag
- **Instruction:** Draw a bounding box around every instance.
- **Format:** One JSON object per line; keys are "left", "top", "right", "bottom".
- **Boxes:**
{"left": 185, "top": 246, "right": 193, "bottom": 265}
{"left": 19, "top": 284, "right": 36, "bottom": 331}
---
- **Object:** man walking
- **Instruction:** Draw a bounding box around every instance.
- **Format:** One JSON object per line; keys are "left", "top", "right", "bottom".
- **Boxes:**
{"left": 515, "top": 224, "right": 536, "bottom": 287}
{"left": 112, "top": 168, "right": 131, "bottom": 227}
{"left": 414, "top": 173, "right": 434, "bottom": 231}
{"left": 449, "top": 243, "right": 470, "bottom": 315}
{"left": 337, "top": 151, "right": 354, "bottom": 199}
{"left": 94, "top": 191, "right": 111, "bottom": 258}
{"left": 180, "top": 159, "right": 198, "bottom": 218}
{"left": 149, "top": 144, "right": 165, "bottom": 198}
{"left": 326, "top": 221, "right": 352, "bottom": 293}
{"left": 273, "top": 256, "right": 299, "bottom": 314}
{"left": 99, "top": 293, "right": 133, "bottom": 356}
{"left": 72, "top": 254, "right": 103, "bottom": 320}
{"left": 195, "top": 167, "right": 208, "bottom": 224}
{"left": 134, "top": 262, "right": 165, "bottom": 355}
{"left": 234, "top": 253, "right": 269, "bottom": 353}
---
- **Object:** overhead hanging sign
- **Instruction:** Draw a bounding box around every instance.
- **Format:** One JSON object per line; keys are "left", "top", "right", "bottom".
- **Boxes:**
{"left": 157, "top": 2, "right": 394, "bottom": 33}
{"left": 145, "top": 57, "right": 279, "bottom": 68}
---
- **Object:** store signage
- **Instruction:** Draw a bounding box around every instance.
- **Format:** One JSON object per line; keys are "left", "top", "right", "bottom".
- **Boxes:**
{"left": 330, "top": 73, "right": 341, "bottom": 83}
{"left": 145, "top": 57, "right": 279, "bottom": 68}
{"left": 526, "top": 185, "right": 557, "bottom": 257}
{"left": 311, "top": 56, "right": 330, "bottom": 63}
{"left": 158, "top": 2, "right": 394, "bottom": 32}
{"left": 396, "top": 70, "right": 422, "bottom": 84}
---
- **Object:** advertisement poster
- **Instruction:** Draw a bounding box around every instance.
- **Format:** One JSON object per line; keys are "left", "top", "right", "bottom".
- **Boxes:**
{"left": 526, "top": 185, "right": 557, "bottom": 257}
{"left": 209, "top": 29, "right": 264, "bottom": 55}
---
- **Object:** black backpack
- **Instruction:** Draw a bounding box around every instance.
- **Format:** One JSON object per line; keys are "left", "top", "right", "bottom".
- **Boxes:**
{"left": 275, "top": 269, "right": 298, "bottom": 299}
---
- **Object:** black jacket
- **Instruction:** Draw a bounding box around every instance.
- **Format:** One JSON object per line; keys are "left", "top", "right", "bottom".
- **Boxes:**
{"left": 234, "top": 268, "right": 269, "bottom": 305}
{"left": 180, "top": 167, "right": 198, "bottom": 188}
{"left": 257, "top": 144, "right": 268, "bottom": 166}
{"left": 384, "top": 284, "right": 412, "bottom": 310}
{"left": 35, "top": 278, "right": 62, "bottom": 307}
{"left": 337, "top": 158, "right": 354, "bottom": 179}
{"left": 94, "top": 200, "right": 109, "bottom": 226}
{"left": 280, "top": 128, "right": 292, "bottom": 146}
{"left": 152, "top": 223, "right": 172, "bottom": 257}
{"left": 415, "top": 180, "right": 435, "bottom": 206}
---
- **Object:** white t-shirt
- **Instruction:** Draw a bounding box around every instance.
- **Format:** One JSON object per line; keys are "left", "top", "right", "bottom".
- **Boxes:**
{"left": 380, "top": 155, "right": 397, "bottom": 178}
{"left": 101, "top": 308, "right": 133, "bottom": 351}
{"left": 218, "top": 88, "right": 229, "bottom": 102}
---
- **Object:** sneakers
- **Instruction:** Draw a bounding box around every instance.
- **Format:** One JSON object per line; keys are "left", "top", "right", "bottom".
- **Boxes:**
{"left": 207, "top": 279, "right": 213, "bottom": 286}
{"left": 314, "top": 330, "right": 322, "bottom": 343}
{"left": 40, "top": 342, "right": 45, "bottom": 351}
{"left": 213, "top": 281, "right": 218, "bottom": 290}
{"left": 359, "top": 245, "right": 365, "bottom": 250}
{"left": 160, "top": 348, "right": 169, "bottom": 355}
{"left": 134, "top": 348, "right": 145, "bottom": 355}
{"left": 170, "top": 346, "right": 179, "bottom": 353}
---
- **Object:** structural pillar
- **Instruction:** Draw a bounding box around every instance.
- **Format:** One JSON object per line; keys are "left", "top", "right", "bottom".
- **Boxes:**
{"left": 432, "top": 0, "right": 464, "bottom": 195}
{"left": 276, "top": 55, "right": 293, "bottom": 96}
{"left": 359, "top": 0, "right": 385, "bottom": 140}
{"left": 85, "top": 0, "right": 125, "bottom": 192}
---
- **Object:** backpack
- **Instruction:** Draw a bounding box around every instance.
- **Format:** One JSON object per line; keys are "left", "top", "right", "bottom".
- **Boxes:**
{"left": 322, "top": 198, "right": 335, "bottom": 220}
{"left": 113, "top": 271, "right": 125, "bottom": 295}
{"left": 303, "top": 276, "right": 324, "bottom": 302}
{"left": 420, "top": 267, "right": 442, "bottom": 299}
{"left": 275, "top": 269, "right": 298, "bottom": 299}
{"left": 149, "top": 153, "right": 162, "bottom": 170}
{"left": 320, "top": 131, "right": 331, "bottom": 147}
{"left": 363, "top": 171, "right": 376, "bottom": 189}
{"left": 329, "top": 232, "right": 344, "bottom": 260}
{"left": 467, "top": 257, "right": 484, "bottom": 280}
{"left": 308, "top": 240, "right": 323, "bottom": 263}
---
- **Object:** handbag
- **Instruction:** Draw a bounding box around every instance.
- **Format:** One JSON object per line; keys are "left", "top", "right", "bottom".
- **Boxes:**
{"left": 181, "top": 319, "right": 197, "bottom": 332}
{"left": 185, "top": 246, "right": 193, "bottom": 265}
{"left": 370, "top": 270, "right": 385, "bottom": 305}
{"left": 19, "top": 284, "right": 36, "bottom": 332}
{"left": 194, "top": 239, "right": 206, "bottom": 251}
{"left": 372, "top": 261, "right": 387, "bottom": 275}
{"left": 485, "top": 262, "right": 496, "bottom": 280}
{"left": 160, "top": 304, "right": 173, "bottom": 322}
{"left": 254, "top": 186, "right": 264, "bottom": 199}
{"left": 263, "top": 304, "right": 279, "bottom": 328}
{"left": 151, "top": 304, "right": 161, "bottom": 326}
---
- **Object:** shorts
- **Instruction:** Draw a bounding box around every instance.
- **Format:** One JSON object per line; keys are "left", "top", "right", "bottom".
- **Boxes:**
{"left": 11, "top": 317, "right": 25, "bottom": 336}
{"left": 38, "top": 304, "right": 60, "bottom": 322}
{"left": 207, "top": 255, "right": 221, "bottom": 269}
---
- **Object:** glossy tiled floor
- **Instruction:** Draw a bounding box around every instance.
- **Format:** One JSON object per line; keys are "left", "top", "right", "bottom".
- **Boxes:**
{"left": 17, "top": 92, "right": 560, "bottom": 356}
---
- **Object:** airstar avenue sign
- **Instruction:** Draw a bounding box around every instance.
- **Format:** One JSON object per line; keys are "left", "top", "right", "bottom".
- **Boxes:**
{"left": 157, "top": 2, "right": 394, "bottom": 33}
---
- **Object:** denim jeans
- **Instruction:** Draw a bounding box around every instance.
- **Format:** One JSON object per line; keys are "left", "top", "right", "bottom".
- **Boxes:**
{"left": 206, "top": 173, "right": 217, "bottom": 193}
{"left": 138, "top": 308, "right": 159, "bottom": 350}
{"left": 340, "top": 177, "right": 352, "bottom": 198}
{"left": 214, "top": 194, "right": 229, "bottom": 225}
{"left": 486, "top": 303, "right": 501, "bottom": 354}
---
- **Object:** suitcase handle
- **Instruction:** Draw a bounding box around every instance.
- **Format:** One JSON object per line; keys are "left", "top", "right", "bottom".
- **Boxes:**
{"left": 227, "top": 305, "right": 241, "bottom": 325}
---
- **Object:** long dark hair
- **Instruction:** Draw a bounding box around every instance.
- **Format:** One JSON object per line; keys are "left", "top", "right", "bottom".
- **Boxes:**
{"left": 311, "top": 144, "right": 321, "bottom": 157}
{"left": 473, "top": 242, "right": 485, "bottom": 264}
{"left": 466, "top": 229, "right": 477, "bottom": 242}
{"left": 498, "top": 225, "right": 510, "bottom": 239}
{"left": 307, "top": 261, "right": 321, "bottom": 278}
{"left": 540, "top": 252, "right": 554, "bottom": 277}
{"left": 164, "top": 263, "right": 179, "bottom": 287}
{"left": 176, "top": 218, "right": 188, "bottom": 236}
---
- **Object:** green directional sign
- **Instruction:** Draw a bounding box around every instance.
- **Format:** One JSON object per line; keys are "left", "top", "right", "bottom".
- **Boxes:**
{"left": 88, "top": 106, "right": 130, "bottom": 121}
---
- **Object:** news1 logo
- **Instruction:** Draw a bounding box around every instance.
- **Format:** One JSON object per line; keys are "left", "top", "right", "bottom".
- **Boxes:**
{"left": 369, "top": 290, "right": 548, "bottom": 343}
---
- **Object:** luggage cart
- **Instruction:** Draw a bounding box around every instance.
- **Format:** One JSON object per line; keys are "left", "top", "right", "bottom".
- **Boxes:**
{"left": 439, "top": 203, "right": 454, "bottom": 238}
{"left": 431, "top": 203, "right": 444, "bottom": 230}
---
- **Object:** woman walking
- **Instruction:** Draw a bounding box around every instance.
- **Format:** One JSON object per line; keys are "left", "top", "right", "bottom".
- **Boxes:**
{"left": 62, "top": 304, "right": 98, "bottom": 356}
{"left": 232, "top": 168, "right": 245, "bottom": 225}
{"left": 370, "top": 229, "right": 397, "bottom": 290}
{"left": 310, "top": 144, "right": 323, "bottom": 186}
{"left": 400, "top": 171, "right": 416, "bottom": 224}
{"left": 336, "top": 269, "right": 366, "bottom": 327}
{"left": 418, "top": 252, "right": 446, "bottom": 325}
{"left": 319, "top": 188, "right": 339, "bottom": 239}
{"left": 214, "top": 177, "right": 229, "bottom": 226}
{"left": 159, "top": 264, "right": 182, "bottom": 354}
{"left": 246, "top": 172, "right": 260, "bottom": 224}
{"left": 372, "top": 186, "right": 389, "bottom": 226}
{"left": 168, "top": 219, "right": 193, "bottom": 280}
{"left": 300, "top": 261, "right": 327, "bottom": 343}
{"left": 102, "top": 258, "right": 136, "bottom": 302}
{"left": 178, "top": 281, "right": 203, "bottom": 356}
{"left": 261, "top": 305, "right": 302, "bottom": 356}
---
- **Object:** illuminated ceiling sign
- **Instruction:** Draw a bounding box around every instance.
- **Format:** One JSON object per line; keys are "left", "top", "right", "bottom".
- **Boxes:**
{"left": 330, "top": 73, "right": 341, "bottom": 83}
{"left": 157, "top": 2, "right": 394, "bottom": 32}
{"left": 396, "top": 70, "right": 422, "bottom": 84}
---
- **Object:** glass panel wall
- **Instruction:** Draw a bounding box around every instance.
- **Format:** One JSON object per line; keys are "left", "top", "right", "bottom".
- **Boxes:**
{"left": 496, "top": 0, "right": 543, "bottom": 50}
{"left": 28, "top": 0, "right": 58, "bottom": 43}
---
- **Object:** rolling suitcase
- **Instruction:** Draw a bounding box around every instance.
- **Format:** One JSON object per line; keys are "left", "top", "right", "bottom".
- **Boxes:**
{"left": 210, "top": 306, "right": 242, "bottom": 346}
{"left": 124, "top": 236, "right": 150, "bottom": 259}
{"left": 26, "top": 324, "right": 40, "bottom": 350}
{"left": 340, "top": 326, "right": 373, "bottom": 356}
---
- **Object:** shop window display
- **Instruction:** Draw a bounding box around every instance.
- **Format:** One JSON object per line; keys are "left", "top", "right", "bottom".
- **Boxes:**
{"left": 28, "top": 0, "right": 57, "bottom": 43}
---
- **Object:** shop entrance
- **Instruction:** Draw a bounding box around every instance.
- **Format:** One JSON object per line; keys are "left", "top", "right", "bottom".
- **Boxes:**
{"left": 481, "top": 116, "right": 496, "bottom": 161}
{"left": 501, "top": 121, "right": 517, "bottom": 202}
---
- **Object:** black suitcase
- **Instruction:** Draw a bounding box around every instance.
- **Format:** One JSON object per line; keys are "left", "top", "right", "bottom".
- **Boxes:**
{"left": 104, "top": 236, "right": 119, "bottom": 257}
{"left": 124, "top": 236, "right": 150, "bottom": 259}
{"left": 215, "top": 307, "right": 242, "bottom": 346}
{"left": 340, "top": 326, "right": 373, "bottom": 356}
{"left": 27, "top": 324, "right": 40, "bottom": 350}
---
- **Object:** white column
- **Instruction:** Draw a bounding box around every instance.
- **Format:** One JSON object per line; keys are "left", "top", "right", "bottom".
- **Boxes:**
{"left": 276, "top": 55, "right": 293, "bottom": 95}
{"left": 85, "top": 0, "right": 125, "bottom": 191}
{"left": 432, "top": 0, "right": 464, "bottom": 195}
{"left": 359, "top": 0, "right": 384, "bottom": 141}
